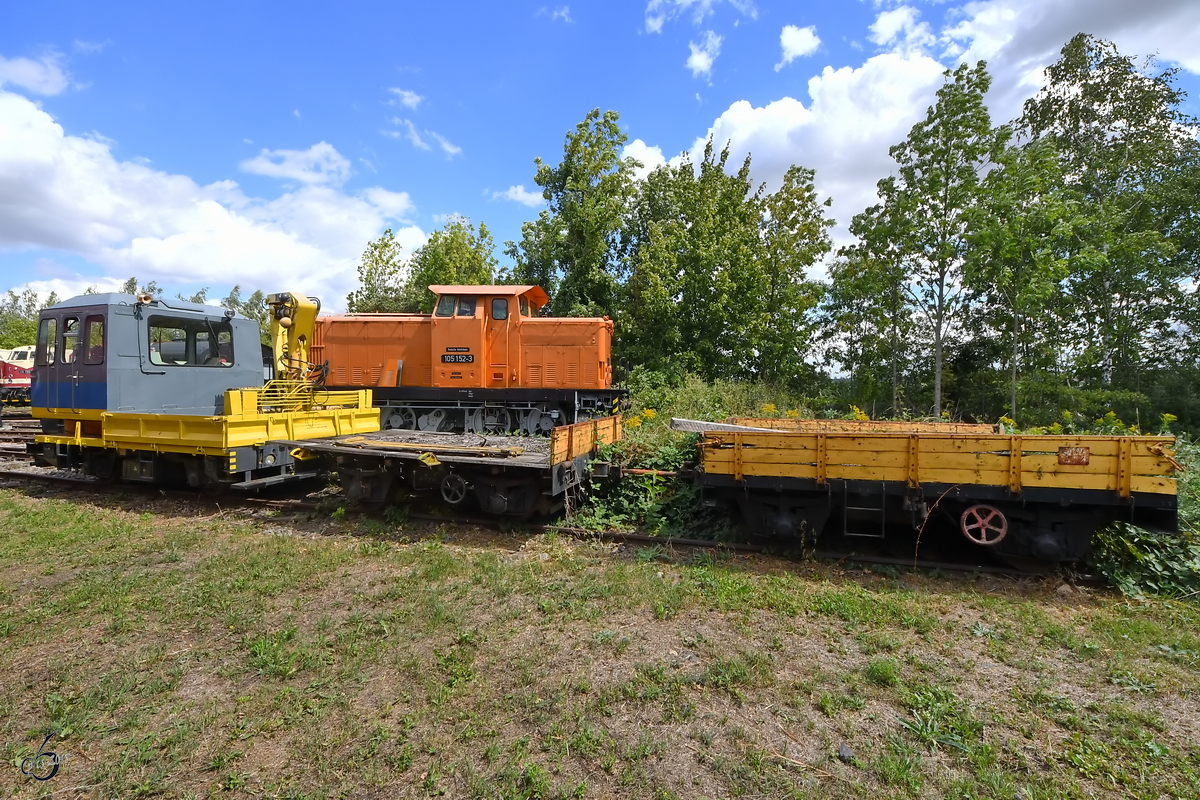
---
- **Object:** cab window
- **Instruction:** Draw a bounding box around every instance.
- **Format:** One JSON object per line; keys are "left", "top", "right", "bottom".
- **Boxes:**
{"left": 61, "top": 318, "right": 79, "bottom": 364}
{"left": 519, "top": 296, "right": 530, "bottom": 317}
{"left": 435, "top": 295, "right": 456, "bottom": 317}
{"left": 491, "top": 298, "right": 508, "bottom": 320}
{"left": 84, "top": 316, "right": 105, "bottom": 365}
{"left": 148, "top": 315, "right": 234, "bottom": 367}
{"left": 37, "top": 318, "right": 57, "bottom": 365}
{"left": 457, "top": 297, "right": 477, "bottom": 317}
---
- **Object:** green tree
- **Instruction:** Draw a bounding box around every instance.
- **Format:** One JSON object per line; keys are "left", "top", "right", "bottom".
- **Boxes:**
{"left": 822, "top": 242, "right": 913, "bottom": 414}
{"left": 966, "top": 136, "right": 1080, "bottom": 423}
{"left": 346, "top": 228, "right": 409, "bottom": 313}
{"left": 867, "top": 61, "right": 999, "bottom": 416}
{"left": 753, "top": 165, "right": 833, "bottom": 382}
{"left": 1020, "top": 34, "right": 1198, "bottom": 393}
{"left": 0, "top": 288, "right": 58, "bottom": 349}
{"left": 504, "top": 109, "right": 637, "bottom": 316}
{"left": 221, "top": 285, "right": 270, "bottom": 344}
{"left": 620, "top": 142, "right": 831, "bottom": 384}
{"left": 399, "top": 217, "right": 497, "bottom": 312}
{"left": 120, "top": 277, "right": 162, "bottom": 297}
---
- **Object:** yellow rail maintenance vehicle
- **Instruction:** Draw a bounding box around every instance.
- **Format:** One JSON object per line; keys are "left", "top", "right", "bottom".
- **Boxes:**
{"left": 31, "top": 291, "right": 378, "bottom": 491}
{"left": 679, "top": 417, "right": 1179, "bottom": 567}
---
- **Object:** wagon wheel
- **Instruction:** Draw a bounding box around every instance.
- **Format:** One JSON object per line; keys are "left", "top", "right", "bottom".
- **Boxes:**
{"left": 960, "top": 505, "right": 1008, "bottom": 546}
{"left": 441, "top": 473, "right": 468, "bottom": 505}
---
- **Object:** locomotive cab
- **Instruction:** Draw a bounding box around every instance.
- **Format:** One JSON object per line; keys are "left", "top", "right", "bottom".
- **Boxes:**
{"left": 33, "top": 294, "right": 264, "bottom": 428}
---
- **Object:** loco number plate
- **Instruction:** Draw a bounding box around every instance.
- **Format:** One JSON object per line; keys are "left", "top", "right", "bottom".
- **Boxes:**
{"left": 441, "top": 354, "right": 474, "bottom": 363}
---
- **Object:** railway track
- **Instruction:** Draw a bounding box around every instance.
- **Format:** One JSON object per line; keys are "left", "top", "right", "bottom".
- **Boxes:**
{"left": 0, "top": 416, "right": 39, "bottom": 459}
{"left": 0, "top": 467, "right": 1076, "bottom": 580}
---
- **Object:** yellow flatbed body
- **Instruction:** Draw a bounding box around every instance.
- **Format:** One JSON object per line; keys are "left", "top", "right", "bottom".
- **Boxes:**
{"left": 701, "top": 430, "right": 1177, "bottom": 498}
{"left": 36, "top": 387, "right": 380, "bottom": 456}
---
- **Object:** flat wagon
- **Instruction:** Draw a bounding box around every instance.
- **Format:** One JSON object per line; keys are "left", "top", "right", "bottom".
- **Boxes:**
{"left": 682, "top": 418, "right": 1178, "bottom": 564}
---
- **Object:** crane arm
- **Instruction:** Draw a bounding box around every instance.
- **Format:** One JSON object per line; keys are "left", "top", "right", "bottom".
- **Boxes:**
{"left": 265, "top": 291, "right": 321, "bottom": 381}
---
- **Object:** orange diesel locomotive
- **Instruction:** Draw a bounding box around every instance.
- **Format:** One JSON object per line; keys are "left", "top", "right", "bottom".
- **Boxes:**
{"left": 311, "top": 285, "right": 621, "bottom": 434}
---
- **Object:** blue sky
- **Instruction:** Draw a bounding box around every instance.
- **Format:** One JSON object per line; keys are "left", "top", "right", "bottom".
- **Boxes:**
{"left": 2, "top": 0, "right": 1198, "bottom": 310}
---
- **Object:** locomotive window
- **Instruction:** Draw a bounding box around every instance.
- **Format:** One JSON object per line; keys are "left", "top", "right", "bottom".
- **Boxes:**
{"left": 37, "top": 317, "right": 57, "bottom": 365}
{"left": 457, "top": 297, "right": 477, "bottom": 317}
{"left": 519, "top": 296, "right": 529, "bottom": 317}
{"left": 435, "top": 295, "right": 456, "bottom": 317}
{"left": 148, "top": 315, "right": 234, "bottom": 367}
{"left": 84, "top": 316, "right": 105, "bottom": 365}
{"left": 491, "top": 298, "right": 508, "bottom": 320}
{"left": 61, "top": 318, "right": 79, "bottom": 365}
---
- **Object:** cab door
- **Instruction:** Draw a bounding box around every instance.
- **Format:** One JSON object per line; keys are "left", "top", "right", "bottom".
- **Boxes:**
{"left": 429, "top": 294, "right": 483, "bottom": 387}
{"left": 485, "top": 296, "right": 511, "bottom": 388}
{"left": 34, "top": 314, "right": 62, "bottom": 409}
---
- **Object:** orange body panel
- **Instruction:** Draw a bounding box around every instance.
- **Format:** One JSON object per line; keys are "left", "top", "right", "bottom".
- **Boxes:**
{"left": 312, "top": 286, "right": 614, "bottom": 391}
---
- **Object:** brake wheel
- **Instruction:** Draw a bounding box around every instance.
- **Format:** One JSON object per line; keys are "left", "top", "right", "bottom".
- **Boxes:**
{"left": 960, "top": 505, "right": 1008, "bottom": 546}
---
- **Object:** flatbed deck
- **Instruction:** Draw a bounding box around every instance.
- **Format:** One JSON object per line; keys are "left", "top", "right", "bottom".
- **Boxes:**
{"left": 275, "top": 429, "right": 555, "bottom": 471}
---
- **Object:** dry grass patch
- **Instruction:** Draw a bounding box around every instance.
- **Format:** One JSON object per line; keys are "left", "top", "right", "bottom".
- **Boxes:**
{"left": 0, "top": 488, "right": 1198, "bottom": 798}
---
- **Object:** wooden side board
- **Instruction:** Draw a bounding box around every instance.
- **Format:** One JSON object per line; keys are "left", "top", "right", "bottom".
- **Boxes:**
{"left": 701, "top": 431, "right": 1177, "bottom": 497}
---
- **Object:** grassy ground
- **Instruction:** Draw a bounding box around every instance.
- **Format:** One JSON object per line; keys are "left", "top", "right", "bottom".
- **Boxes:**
{"left": 2, "top": 487, "right": 1199, "bottom": 799}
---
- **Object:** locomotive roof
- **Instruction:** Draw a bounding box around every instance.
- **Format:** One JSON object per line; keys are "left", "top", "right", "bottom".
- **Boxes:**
{"left": 428, "top": 285, "right": 549, "bottom": 307}
{"left": 45, "top": 293, "right": 241, "bottom": 316}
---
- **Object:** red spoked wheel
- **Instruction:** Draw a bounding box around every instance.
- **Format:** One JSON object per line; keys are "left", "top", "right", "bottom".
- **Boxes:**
{"left": 960, "top": 505, "right": 1008, "bottom": 546}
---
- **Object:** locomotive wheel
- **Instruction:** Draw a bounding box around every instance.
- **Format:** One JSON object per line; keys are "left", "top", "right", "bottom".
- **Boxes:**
{"left": 441, "top": 473, "right": 468, "bottom": 505}
{"left": 960, "top": 505, "right": 1008, "bottom": 546}
{"left": 468, "top": 408, "right": 511, "bottom": 435}
{"left": 384, "top": 406, "right": 417, "bottom": 430}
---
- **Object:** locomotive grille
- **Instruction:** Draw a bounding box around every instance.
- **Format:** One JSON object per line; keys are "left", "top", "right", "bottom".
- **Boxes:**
{"left": 545, "top": 363, "right": 558, "bottom": 384}
{"left": 567, "top": 363, "right": 578, "bottom": 384}
{"left": 528, "top": 364, "right": 542, "bottom": 385}
{"left": 352, "top": 367, "right": 363, "bottom": 384}
{"left": 371, "top": 367, "right": 381, "bottom": 384}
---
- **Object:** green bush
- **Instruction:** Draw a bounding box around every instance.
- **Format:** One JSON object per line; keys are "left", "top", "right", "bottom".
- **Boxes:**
{"left": 1090, "top": 436, "right": 1200, "bottom": 598}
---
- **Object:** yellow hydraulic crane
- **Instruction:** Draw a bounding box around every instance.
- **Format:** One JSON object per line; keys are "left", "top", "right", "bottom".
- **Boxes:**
{"left": 265, "top": 291, "right": 321, "bottom": 381}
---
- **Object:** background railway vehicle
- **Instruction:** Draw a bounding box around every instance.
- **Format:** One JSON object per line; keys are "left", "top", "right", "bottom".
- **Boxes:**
{"left": 0, "top": 358, "right": 31, "bottom": 403}
{"left": 312, "top": 284, "right": 622, "bottom": 435}
{"left": 677, "top": 417, "right": 1179, "bottom": 568}
{"left": 0, "top": 346, "right": 34, "bottom": 403}
{"left": 28, "top": 289, "right": 620, "bottom": 514}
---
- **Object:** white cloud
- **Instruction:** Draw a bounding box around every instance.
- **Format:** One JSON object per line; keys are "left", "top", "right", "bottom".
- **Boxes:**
{"left": 240, "top": 142, "right": 352, "bottom": 185}
{"left": 388, "top": 118, "right": 429, "bottom": 150}
{"left": 644, "top": 0, "right": 755, "bottom": 33}
{"left": 292, "top": 109, "right": 300, "bottom": 118}
{"left": 493, "top": 185, "right": 544, "bottom": 207}
{"left": 72, "top": 40, "right": 109, "bottom": 55}
{"left": 0, "top": 52, "right": 69, "bottom": 95}
{"left": 0, "top": 89, "right": 424, "bottom": 310}
{"left": 869, "top": 6, "right": 936, "bottom": 56}
{"left": 621, "top": 139, "right": 668, "bottom": 180}
{"left": 552, "top": 6, "right": 572, "bottom": 23}
{"left": 776, "top": 24, "right": 821, "bottom": 71}
{"left": 687, "top": 31, "right": 722, "bottom": 78}
{"left": 388, "top": 88, "right": 423, "bottom": 110}
{"left": 941, "top": 0, "right": 1200, "bottom": 122}
{"left": 429, "top": 132, "right": 462, "bottom": 157}
{"left": 656, "top": 51, "right": 947, "bottom": 253}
